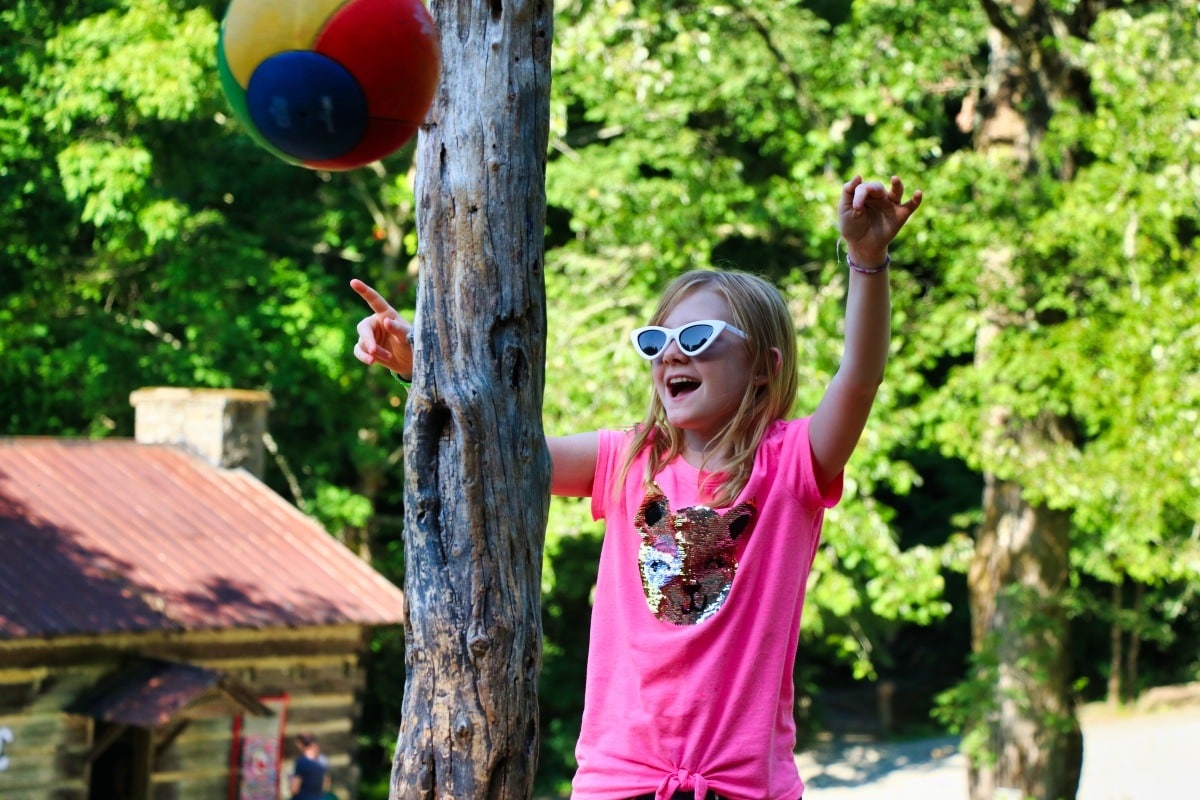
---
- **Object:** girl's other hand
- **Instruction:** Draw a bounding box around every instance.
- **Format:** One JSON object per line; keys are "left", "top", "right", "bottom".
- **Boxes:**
{"left": 837, "top": 175, "right": 923, "bottom": 263}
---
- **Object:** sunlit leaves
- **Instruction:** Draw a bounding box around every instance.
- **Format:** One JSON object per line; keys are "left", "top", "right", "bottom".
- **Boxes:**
{"left": 43, "top": 0, "right": 218, "bottom": 132}
{"left": 56, "top": 139, "right": 151, "bottom": 226}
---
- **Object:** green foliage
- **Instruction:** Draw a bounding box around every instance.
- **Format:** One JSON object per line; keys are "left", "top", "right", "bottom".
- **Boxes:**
{"left": 932, "top": 640, "right": 1000, "bottom": 758}
{"left": 536, "top": 522, "right": 603, "bottom": 795}
{"left": 543, "top": 0, "right": 1200, "bottom": 782}
{"left": 6, "top": 0, "right": 1200, "bottom": 793}
{"left": 312, "top": 483, "right": 375, "bottom": 533}
{"left": 545, "top": 0, "right": 983, "bottom": 691}
{"left": 927, "top": 4, "right": 1200, "bottom": 598}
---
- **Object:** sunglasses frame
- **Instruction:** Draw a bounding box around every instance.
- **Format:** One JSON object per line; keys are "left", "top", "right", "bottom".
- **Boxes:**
{"left": 630, "top": 319, "right": 747, "bottom": 361}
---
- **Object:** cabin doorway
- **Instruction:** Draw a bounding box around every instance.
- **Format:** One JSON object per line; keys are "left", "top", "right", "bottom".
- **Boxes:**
{"left": 88, "top": 722, "right": 151, "bottom": 800}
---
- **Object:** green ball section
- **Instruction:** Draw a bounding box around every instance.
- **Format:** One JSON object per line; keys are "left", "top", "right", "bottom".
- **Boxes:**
{"left": 216, "top": 24, "right": 303, "bottom": 167}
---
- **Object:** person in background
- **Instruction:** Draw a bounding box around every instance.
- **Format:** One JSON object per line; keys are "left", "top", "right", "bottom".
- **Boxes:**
{"left": 288, "top": 732, "right": 330, "bottom": 800}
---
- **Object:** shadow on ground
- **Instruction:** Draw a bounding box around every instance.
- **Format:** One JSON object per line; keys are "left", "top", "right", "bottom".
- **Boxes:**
{"left": 796, "top": 735, "right": 964, "bottom": 789}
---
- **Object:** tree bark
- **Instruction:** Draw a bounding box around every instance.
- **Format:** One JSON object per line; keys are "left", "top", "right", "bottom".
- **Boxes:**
{"left": 392, "top": 1, "right": 554, "bottom": 797}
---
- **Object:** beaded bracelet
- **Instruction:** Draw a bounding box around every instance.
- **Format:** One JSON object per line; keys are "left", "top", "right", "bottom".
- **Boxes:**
{"left": 391, "top": 371, "right": 412, "bottom": 388}
{"left": 846, "top": 253, "right": 891, "bottom": 275}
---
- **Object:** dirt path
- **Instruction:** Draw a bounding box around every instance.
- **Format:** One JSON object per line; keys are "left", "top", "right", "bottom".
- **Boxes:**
{"left": 796, "top": 704, "right": 1200, "bottom": 799}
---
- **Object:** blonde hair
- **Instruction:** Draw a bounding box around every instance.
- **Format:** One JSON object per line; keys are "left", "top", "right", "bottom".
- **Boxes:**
{"left": 620, "top": 269, "right": 799, "bottom": 507}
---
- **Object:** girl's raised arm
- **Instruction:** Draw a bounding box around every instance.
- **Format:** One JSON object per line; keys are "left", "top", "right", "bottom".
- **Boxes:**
{"left": 809, "top": 176, "right": 922, "bottom": 491}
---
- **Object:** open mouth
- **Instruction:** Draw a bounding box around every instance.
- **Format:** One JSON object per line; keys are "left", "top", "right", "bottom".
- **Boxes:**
{"left": 667, "top": 376, "right": 701, "bottom": 398}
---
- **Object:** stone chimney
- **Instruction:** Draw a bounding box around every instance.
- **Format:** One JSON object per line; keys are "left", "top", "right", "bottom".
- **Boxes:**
{"left": 129, "top": 388, "right": 273, "bottom": 478}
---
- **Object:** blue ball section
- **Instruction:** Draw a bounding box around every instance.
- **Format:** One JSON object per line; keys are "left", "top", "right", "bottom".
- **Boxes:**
{"left": 245, "top": 51, "right": 368, "bottom": 162}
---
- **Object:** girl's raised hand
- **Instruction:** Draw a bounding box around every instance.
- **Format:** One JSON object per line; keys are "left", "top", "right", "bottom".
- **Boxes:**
{"left": 350, "top": 278, "right": 415, "bottom": 379}
{"left": 837, "top": 175, "right": 923, "bottom": 263}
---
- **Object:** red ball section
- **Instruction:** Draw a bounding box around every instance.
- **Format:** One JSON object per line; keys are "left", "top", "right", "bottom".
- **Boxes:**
{"left": 316, "top": 0, "right": 440, "bottom": 124}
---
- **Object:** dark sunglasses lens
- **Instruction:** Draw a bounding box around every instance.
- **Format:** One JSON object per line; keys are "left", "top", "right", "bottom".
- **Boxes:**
{"left": 677, "top": 324, "right": 716, "bottom": 353}
{"left": 636, "top": 330, "right": 667, "bottom": 357}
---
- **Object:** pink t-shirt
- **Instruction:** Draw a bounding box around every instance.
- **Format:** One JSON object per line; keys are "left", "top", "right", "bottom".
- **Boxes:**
{"left": 572, "top": 417, "right": 842, "bottom": 800}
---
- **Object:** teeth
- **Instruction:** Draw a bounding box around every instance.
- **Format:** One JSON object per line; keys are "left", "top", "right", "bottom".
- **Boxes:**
{"left": 667, "top": 376, "right": 700, "bottom": 398}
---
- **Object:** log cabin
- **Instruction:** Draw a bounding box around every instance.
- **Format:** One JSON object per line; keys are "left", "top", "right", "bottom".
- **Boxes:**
{"left": 0, "top": 388, "right": 406, "bottom": 800}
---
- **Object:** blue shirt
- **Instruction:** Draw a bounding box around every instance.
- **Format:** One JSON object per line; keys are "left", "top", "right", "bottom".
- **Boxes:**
{"left": 291, "top": 753, "right": 328, "bottom": 800}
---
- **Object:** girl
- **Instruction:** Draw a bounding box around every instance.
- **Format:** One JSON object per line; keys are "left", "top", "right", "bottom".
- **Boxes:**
{"left": 351, "top": 175, "right": 922, "bottom": 800}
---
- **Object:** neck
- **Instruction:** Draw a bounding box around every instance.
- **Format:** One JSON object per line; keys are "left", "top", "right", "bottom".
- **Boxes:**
{"left": 680, "top": 434, "right": 729, "bottom": 472}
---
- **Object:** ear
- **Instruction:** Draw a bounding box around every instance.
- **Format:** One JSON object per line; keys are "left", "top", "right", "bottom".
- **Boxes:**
{"left": 724, "top": 500, "right": 756, "bottom": 540}
{"left": 754, "top": 347, "right": 783, "bottom": 386}
{"left": 635, "top": 488, "right": 670, "bottom": 530}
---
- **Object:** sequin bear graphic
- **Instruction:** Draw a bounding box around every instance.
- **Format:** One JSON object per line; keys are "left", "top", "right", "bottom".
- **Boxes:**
{"left": 635, "top": 488, "right": 756, "bottom": 625}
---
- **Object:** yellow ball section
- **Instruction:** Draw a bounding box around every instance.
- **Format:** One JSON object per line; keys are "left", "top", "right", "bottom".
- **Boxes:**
{"left": 221, "top": 0, "right": 352, "bottom": 89}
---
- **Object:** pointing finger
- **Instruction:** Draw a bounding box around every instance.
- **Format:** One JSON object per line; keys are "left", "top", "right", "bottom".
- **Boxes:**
{"left": 350, "top": 278, "right": 396, "bottom": 317}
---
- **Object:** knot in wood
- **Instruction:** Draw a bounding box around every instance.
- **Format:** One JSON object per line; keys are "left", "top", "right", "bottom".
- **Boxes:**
{"left": 416, "top": 750, "right": 435, "bottom": 795}
{"left": 467, "top": 630, "right": 491, "bottom": 657}
{"left": 453, "top": 714, "right": 474, "bottom": 744}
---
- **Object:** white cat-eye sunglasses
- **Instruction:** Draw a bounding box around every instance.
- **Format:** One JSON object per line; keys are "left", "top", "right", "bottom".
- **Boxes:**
{"left": 630, "top": 320, "right": 747, "bottom": 361}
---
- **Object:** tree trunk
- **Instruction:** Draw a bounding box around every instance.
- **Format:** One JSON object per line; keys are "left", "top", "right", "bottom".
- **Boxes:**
{"left": 1107, "top": 578, "right": 1123, "bottom": 706}
{"left": 1125, "top": 582, "right": 1144, "bottom": 703}
{"left": 392, "top": 0, "right": 554, "bottom": 797}
{"left": 966, "top": 1, "right": 1104, "bottom": 797}
{"left": 968, "top": 466, "right": 1081, "bottom": 800}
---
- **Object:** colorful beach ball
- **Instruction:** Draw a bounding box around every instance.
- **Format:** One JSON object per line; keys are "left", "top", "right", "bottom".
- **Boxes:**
{"left": 217, "top": 0, "right": 440, "bottom": 171}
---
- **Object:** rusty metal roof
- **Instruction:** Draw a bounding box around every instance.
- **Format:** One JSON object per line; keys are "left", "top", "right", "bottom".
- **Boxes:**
{"left": 68, "top": 658, "right": 272, "bottom": 728}
{"left": 0, "top": 438, "right": 405, "bottom": 639}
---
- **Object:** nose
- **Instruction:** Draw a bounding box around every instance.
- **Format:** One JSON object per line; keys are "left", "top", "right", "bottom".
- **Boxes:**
{"left": 660, "top": 336, "right": 689, "bottom": 362}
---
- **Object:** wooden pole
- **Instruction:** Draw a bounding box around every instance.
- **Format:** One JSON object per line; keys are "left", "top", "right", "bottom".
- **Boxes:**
{"left": 392, "top": 0, "right": 553, "bottom": 797}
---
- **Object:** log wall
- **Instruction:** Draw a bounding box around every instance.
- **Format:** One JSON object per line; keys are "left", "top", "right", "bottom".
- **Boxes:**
{"left": 0, "top": 624, "right": 384, "bottom": 800}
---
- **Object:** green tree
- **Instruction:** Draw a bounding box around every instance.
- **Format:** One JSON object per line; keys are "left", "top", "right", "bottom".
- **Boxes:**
{"left": 921, "top": 4, "right": 1200, "bottom": 797}
{"left": 1, "top": 0, "right": 422, "bottom": 783}
{"left": 542, "top": 1, "right": 1200, "bottom": 797}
